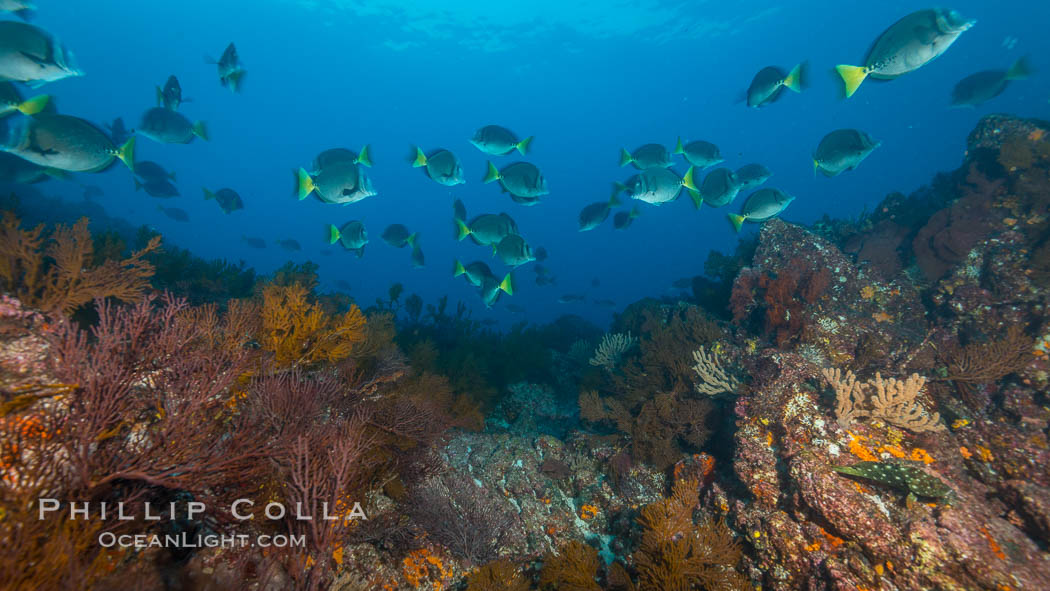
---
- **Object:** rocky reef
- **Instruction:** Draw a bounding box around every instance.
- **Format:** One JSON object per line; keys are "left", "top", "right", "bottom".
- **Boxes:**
{"left": 437, "top": 114, "right": 1050, "bottom": 591}
{"left": 2, "top": 114, "right": 1050, "bottom": 590}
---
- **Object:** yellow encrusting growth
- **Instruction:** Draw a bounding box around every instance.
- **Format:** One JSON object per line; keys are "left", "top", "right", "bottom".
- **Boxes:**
{"left": 402, "top": 548, "right": 453, "bottom": 590}
{"left": 847, "top": 431, "right": 879, "bottom": 462}
{"left": 580, "top": 504, "right": 599, "bottom": 520}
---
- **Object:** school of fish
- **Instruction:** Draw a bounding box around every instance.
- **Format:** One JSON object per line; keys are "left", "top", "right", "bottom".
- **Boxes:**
{"left": 0, "top": 6, "right": 1037, "bottom": 309}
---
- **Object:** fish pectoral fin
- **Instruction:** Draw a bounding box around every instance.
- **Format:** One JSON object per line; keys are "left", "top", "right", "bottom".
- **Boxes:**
{"left": 28, "top": 145, "right": 58, "bottom": 157}
{"left": 19, "top": 50, "right": 49, "bottom": 68}
{"left": 913, "top": 25, "right": 938, "bottom": 45}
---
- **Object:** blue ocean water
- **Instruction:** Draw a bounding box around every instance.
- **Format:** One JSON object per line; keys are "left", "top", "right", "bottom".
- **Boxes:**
{"left": 25, "top": 0, "right": 1050, "bottom": 327}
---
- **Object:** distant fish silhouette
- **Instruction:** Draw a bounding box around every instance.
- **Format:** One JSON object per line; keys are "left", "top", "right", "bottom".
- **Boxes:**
{"left": 205, "top": 42, "right": 245, "bottom": 92}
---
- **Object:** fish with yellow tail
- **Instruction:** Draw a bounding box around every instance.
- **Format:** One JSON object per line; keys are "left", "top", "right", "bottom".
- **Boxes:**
{"left": 836, "top": 8, "right": 974, "bottom": 98}
{"left": 479, "top": 272, "right": 514, "bottom": 308}
{"left": 327, "top": 220, "right": 367, "bottom": 257}
{"left": 951, "top": 57, "right": 1032, "bottom": 107}
{"left": 1, "top": 114, "right": 135, "bottom": 173}
{"left": 746, "top": 62, "right": 806, "bottom": 107}
{"left": 813, "top": 129, "right": 880, "bottom": 177}
{"left": 0, "top": 82, "right": 48, "bottom": 118}
{"left": 728, "top": 188, "right": 795, "bottom": 232}
{"left": 410, "top": 146, "right": 464, "bottom": 186}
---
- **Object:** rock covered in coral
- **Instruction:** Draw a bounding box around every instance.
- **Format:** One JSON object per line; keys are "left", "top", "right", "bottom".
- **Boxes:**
{"left": 707, "top": 163, "right": 1050, "bottom": 587}
{"left": 717, "top": 344, "right": 1050, "bottom": 590}
{"left": 999, "top": 479, "right": 1050, "bottom": 545}
{"left": 966, "top": 113, "right": 1049, "bottom": 154}
{"left": 730, "top": 218, "right": 926, "bottom": 372}
{"left": 0, "top": 294, "right": 48, "bottom": 391}
{"left": 843, "top": 215, "right": 911, "bottom": 277}
{"left": 423, "top": 429, "right": 665, "bottom": 569}
{"left": 696, "top": 115, "right": 1050, "bottom": 587}
{"left": 912, "top": 164, "right": 1000, "bottom": 281}
{"left": 3, "top": 112, "right": 1049, "bottom": 591}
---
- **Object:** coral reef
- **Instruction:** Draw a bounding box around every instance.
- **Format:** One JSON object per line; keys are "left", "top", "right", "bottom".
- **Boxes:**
{"left": 613, "top": 303, "right": 724, "bottom": 407}
{"left": 1, "top": 295, "right": 266, "bottom": 589}
{"left": 589, "top": 332, "right": 637, "bottom": 370}
{"left": 141, "top": 228, "right": 256, "bottom": 304}
{"left": 261, "top": 282, "right": 367, "bottom": 367}
{"left": 691, "top": 345, "right": 739, "bottom": 396}
{"left": 944, "top": 325, "right": 1034, "bottom": 384}
{"left": 721, "top": 347, "right": 1049, "bottom": 590}
{"left": 626, "top": 478, "right": 749, "bottom": 591}
{"left": 824, "top": 368, "right": 945, "bottom": 432}
{"left": 0, "top": 213, "right": 160, "bottom": 315}
{"left": 730, "top": 251, "right": 830, "bottom": 347}
{"left": 3, "top": 113, "right": 1050, "bottom": 591}
{"left": 538, "top": 540, "right": 602, "bottom": 591}
{"left": 404, "top": 469, "right": 522, "bottom": 565}
{"left": 580, "top": 389, "right": 713, "bottom": 471}
{"left": 912, "top": 163, "right": 1003, "bottom": 281}
{"left": 467, "top": 559, "right": 531, "bottom": 591}
{"left": 0, "top": 281, "right": 459, "bottom": 589}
